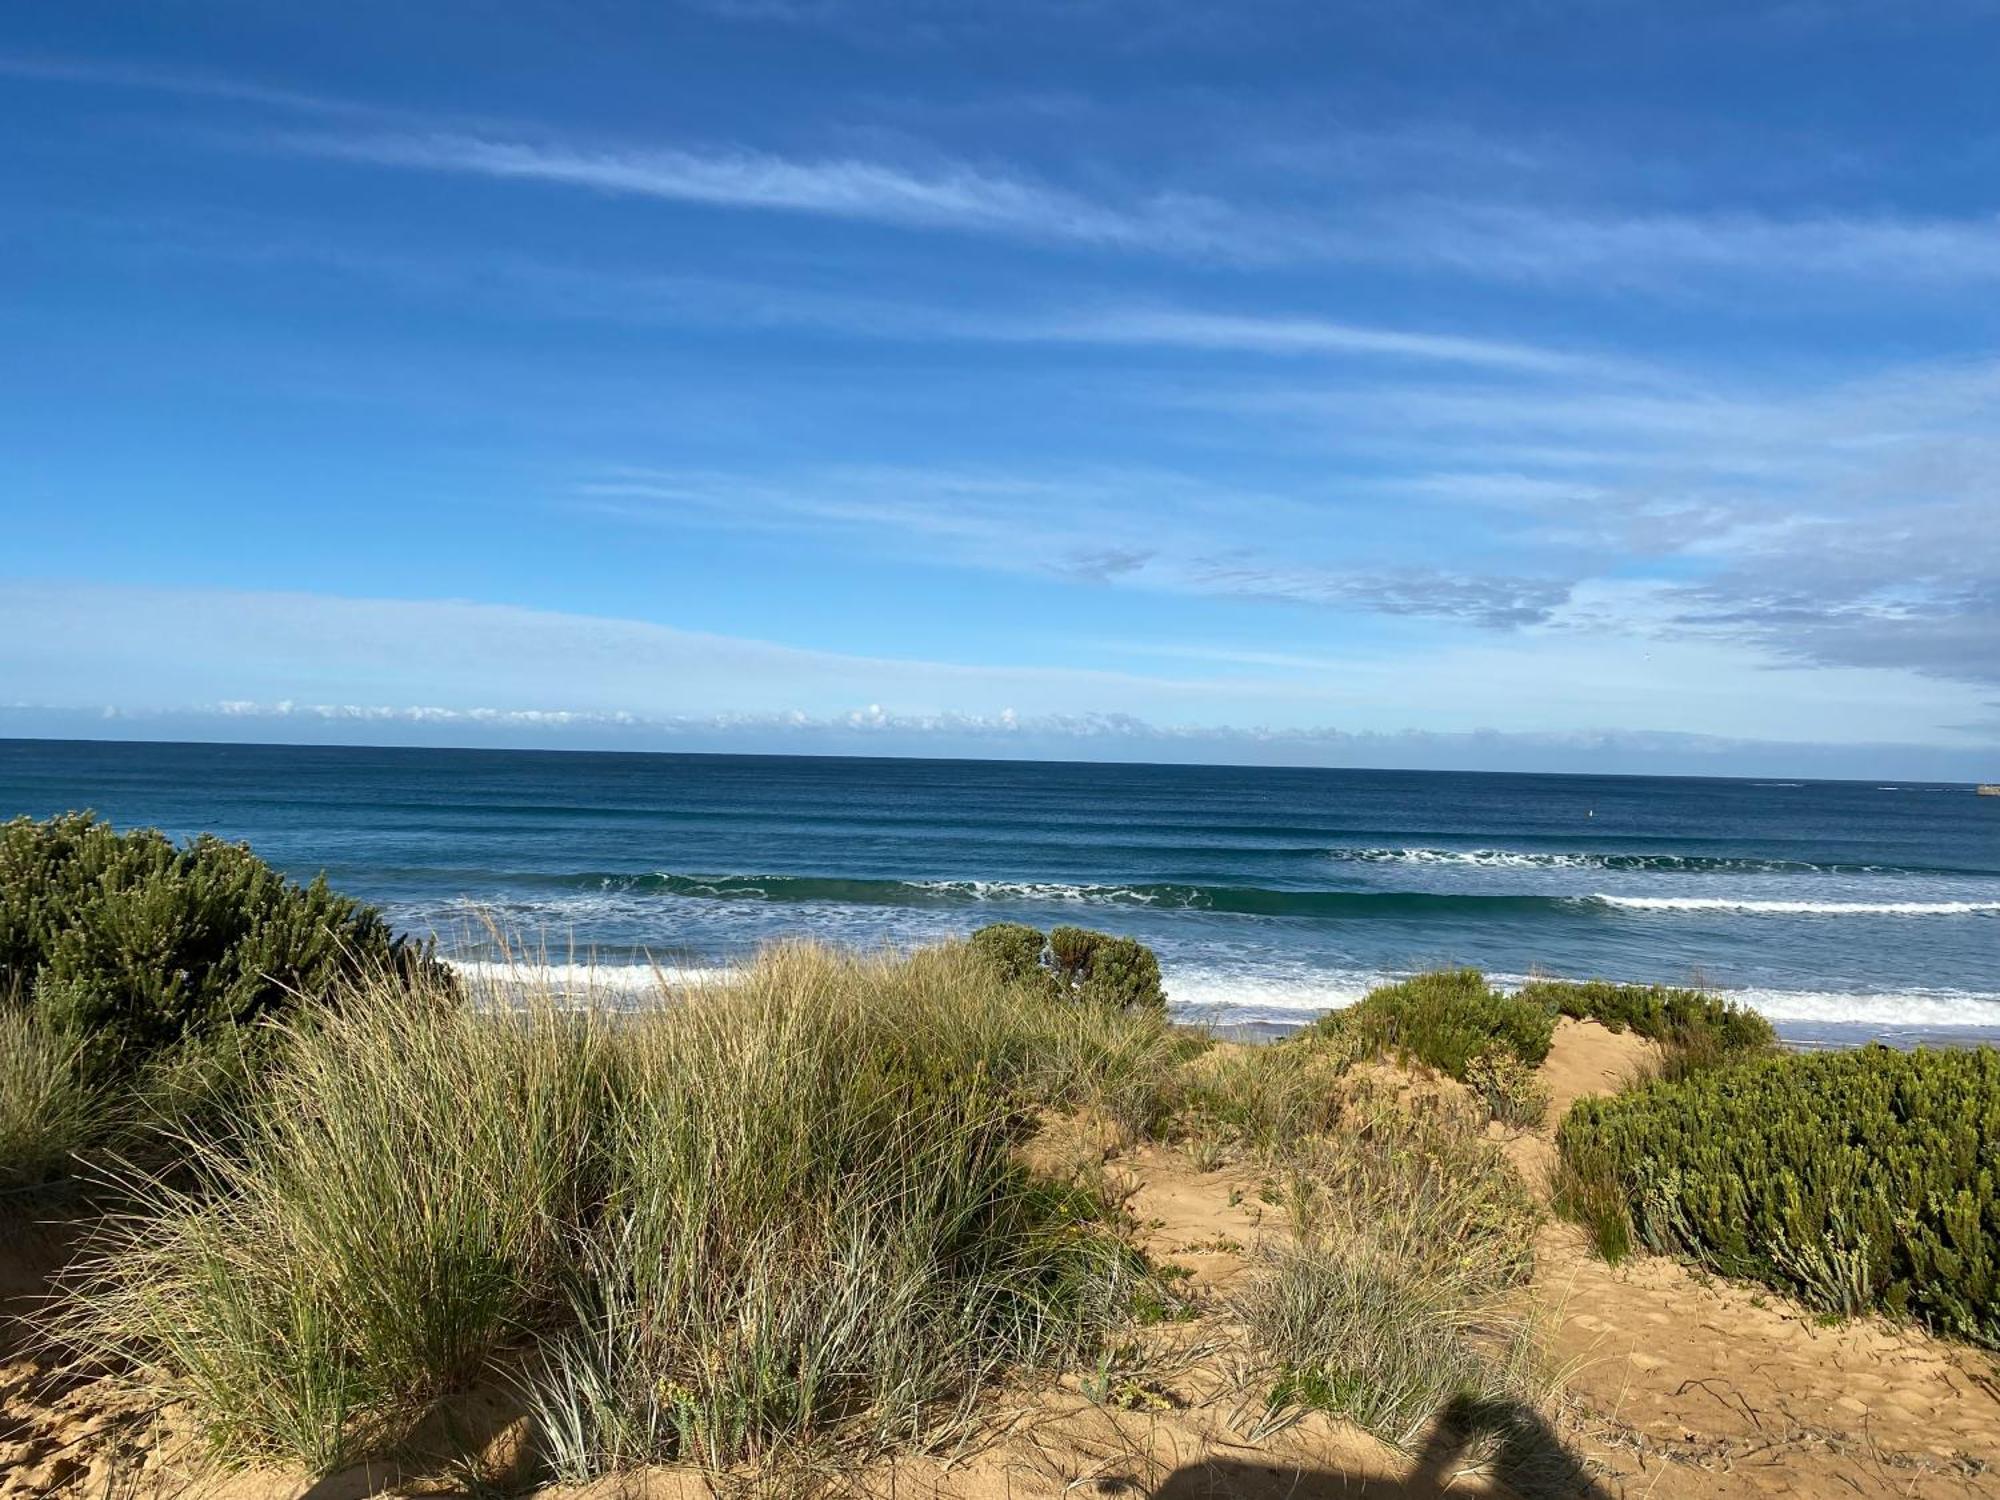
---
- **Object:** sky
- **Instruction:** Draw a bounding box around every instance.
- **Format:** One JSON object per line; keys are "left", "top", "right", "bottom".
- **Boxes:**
{"left": 4, "top": 1, "right": 1999, "bottom": 777}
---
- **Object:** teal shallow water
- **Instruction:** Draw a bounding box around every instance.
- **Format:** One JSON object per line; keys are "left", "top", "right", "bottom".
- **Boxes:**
{"left": 4, "top": 739, "right": 1997, "bottom": 1041}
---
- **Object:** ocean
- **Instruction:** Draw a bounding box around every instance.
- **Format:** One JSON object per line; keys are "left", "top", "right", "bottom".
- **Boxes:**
{"left": 4, "top": 738, "right": 1997, "bottom": 1043}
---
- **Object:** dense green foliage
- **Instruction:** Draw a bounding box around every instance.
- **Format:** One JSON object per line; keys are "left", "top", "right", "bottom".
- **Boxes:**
{"left": 966, "top": 920, "right": 1046, "bottom": 987}
{"left": 0, "top": 813, "right": 439, "bottom": 1188}
{"left": 1517, "top": 977, "right": 1776, "bottom": 1076}
{"left": 1, "top": 813, "right": 435, "bottom": 1079}
{"left": 1556, "top": 1045, "right": 2000, "bottom": 1346}
{"left": 1318, "top": 969, "right": 1556, "bottom": 1080}
{"left": 968, "top": 921, "right": 1167, "bottom": 1010}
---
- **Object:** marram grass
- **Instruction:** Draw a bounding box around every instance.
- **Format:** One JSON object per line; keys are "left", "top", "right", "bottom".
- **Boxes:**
{"left": 57, "top": 943, "right": 1172, "bottom": 1477}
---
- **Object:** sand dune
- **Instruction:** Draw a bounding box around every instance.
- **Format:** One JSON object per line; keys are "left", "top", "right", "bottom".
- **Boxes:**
{"left": 4, "top": 1020, "right": 1996, "bottom": 1498}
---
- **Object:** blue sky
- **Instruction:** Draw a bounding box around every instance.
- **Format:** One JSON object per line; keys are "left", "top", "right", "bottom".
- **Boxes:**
{"left": 5, "top": 1, "right": 1999, "bottom": 776}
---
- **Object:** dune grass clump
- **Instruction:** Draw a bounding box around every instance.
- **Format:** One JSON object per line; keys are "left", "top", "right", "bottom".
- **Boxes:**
{"left": 1556, "top": 1045, "right": 2000, "bottom": 1346}
{"left": 0, "top": 1008, "right": 107, "bottom": 1190}
{"left": 1317, "top": 970, "right": 1556, "bottom": 1081}
{"left": 61, "top": 942, "right": 1175, "bottom": 1477}
{"left": 65, "top": 978, "right": 607, "bottom": 1469}
{"left": 1169, "top": 1030, "right": 1358, "bottom": 1155}
{"left": 1247, "top": 1094, "right": 1545, "bottom": 1448}
{"left": 1516, "top": 977, "right": 1776, "bottom": 1080}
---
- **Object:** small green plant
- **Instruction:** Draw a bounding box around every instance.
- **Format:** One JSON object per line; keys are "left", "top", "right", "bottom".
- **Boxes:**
{"left": 967, "top": 922, "right": 1167, "bottom": 1010}
{"left": 1318, "top": 970, "right": 1555, "bottom": 1079}
{"left": 1465, "top": 1044, "right": 1550, "bottom": 1129}
{"left": 1556, "top": 1044, "right": 2000, "bottom": 1346}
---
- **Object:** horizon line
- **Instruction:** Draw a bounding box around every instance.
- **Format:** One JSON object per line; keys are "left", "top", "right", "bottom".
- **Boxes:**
{"left": 6, "top": 730, "right": 1987, "bottom": 789}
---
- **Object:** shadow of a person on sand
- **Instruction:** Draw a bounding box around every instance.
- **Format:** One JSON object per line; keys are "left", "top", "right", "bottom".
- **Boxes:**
{"left": 293, "top": 1393, "right": 1613, "bottom": 1500}
{"left": 1151, "top": 1394, "right": 1612, "bottom": 1498}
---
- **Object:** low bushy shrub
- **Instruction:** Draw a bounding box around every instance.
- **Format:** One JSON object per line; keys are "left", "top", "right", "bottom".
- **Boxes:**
{"left": 968, "top": 922, "right": 1167, "bottom": 1010}
{"left": 1556, "top": 1045, "right": 2000, "bottom": 1346}
{"left": 1319, "top": 970, "right": 1555, "bottom": 1081}
{"left": 967, "top": 920, "right": 1047, "bottom": 988}
{"left": 1, "top": 813, "right": 438, "bottom": 1082}
{"left": 0, "top": 814, "right": 444, "bottom": 1187}
{"left": 1517, "top": 977, "right": 1775, "bottom": 1078}
{"left": 1464, "top": 1045, "right": 1550, "bottom": 1129}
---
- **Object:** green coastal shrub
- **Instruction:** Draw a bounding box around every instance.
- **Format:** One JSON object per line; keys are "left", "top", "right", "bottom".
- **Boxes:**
{"left": 0, "top": 813, "right": 442, "bottom": 1187}
{"left": 1556, "top": 1045, "right": 2000, "bottom": 1346}
{"left": 967, "top": 920, "right": 1048, "bottom": 988}
{"left": 1464, "top": 1044, "right": 1550, "bottom": 1129}
{"left": 1319, "top": 970, "right": 1555, "bottom": 1080}
{"left": 968, "top": 922, "right": 1167, "bottom": 1010}
{"left": 1517, "top": 977, "right": 1775, "bottom": 1078}
{"left": 1, "top": 812, "right": 437, "bottom": 1079}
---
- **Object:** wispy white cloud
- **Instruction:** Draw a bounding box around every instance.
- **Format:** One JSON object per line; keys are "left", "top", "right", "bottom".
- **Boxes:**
{"left": 290, "top": 128, "right": 1248, "bottom": 253}
{"left": 301, "top": 127, "right": 2000, "bottom": 284}
{"left": 1206, "top": 354, "right": 2000, "bottom": 682}
{"left": 994, "top": 307, "right": 1631, "bottom": 377}
{"left": 1387, "top": 201, "right": 2000, "bottom": 285}
{"left": 88, "top": 221, "right": 1639, "bottom": 379}
{"left": 0, "top": 52, "right": 354, "bottom": 116}
{"left": 24, "top": 52, "right": 2000, "bottom": 287}
{"left": 572, "top": 464, "right": 1573, "bottom": 625}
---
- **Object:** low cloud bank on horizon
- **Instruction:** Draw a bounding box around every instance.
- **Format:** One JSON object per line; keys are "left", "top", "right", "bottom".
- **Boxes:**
{"left": 2, "top": 582, "right": 1993, "bottom": 779}
{"left": 7, "top": 701, "right": 1993, "bottom": 782}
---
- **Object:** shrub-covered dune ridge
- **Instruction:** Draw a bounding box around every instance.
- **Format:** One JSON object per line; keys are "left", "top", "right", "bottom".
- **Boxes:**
{"left": 1558, "top": 1045, "right": 2000, "bottom": 1346}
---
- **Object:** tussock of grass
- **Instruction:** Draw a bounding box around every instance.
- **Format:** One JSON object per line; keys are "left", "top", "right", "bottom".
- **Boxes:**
{"left": 58, "top": 942, "right": 1172, "bottom": 1477}
{"left": 0, "top": 1008, "right": 106, "bottom": 1191}
{"left": 1168, "top": 1030, "right": 1356, "bottom": 1154}
{"left": 1245, "top": 1096, "right": 1548, "bottom": 1449}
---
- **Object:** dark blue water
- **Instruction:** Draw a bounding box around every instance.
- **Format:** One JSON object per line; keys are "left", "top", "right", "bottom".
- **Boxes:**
{"left": 5, "top": 739, "right": 1998, "bottom": 1040}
